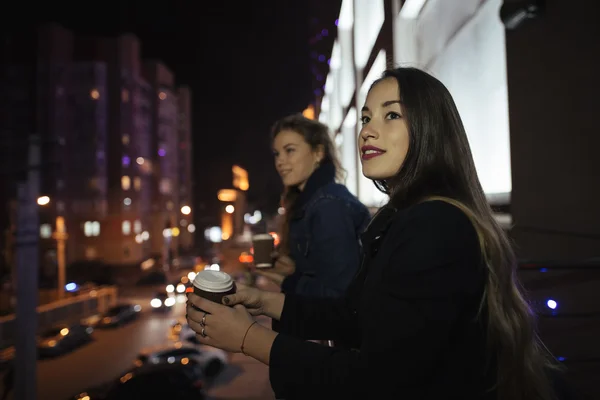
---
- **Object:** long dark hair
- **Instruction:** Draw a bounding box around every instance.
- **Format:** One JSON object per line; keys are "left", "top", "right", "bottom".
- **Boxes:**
{"left": 271, "top": 114, "right": 344, "bottom": 254}
{"left": 369, "top": 67, "right": 557, "bottom": 400}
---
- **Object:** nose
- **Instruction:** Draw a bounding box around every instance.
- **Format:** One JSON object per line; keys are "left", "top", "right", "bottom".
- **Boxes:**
{"left": 359, "top": 125, "right": 378, "bottom": 142}
{"left": 275, "top": 154, "right": 285, "bottom": 170}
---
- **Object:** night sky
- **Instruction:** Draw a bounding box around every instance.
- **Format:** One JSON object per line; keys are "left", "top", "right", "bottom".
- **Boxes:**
{"left": 4, "top": 0, "right": 341, "bottom": 224}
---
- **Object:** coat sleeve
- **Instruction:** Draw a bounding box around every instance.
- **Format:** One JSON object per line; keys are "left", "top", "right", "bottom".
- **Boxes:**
{"left": 281, "top": 197, "right": 362, "bottom": 298}
{"left": 275, "top": 293, "right": 359, "bottom": 342}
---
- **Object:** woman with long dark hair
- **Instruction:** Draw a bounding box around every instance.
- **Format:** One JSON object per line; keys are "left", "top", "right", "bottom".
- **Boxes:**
{"left": 186, "top": 67, "right": 559, "bottom": 399}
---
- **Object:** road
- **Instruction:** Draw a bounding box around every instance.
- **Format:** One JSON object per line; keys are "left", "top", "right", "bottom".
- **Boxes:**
{"left": 1, "top": 285, "right": 275, "bottom": 400}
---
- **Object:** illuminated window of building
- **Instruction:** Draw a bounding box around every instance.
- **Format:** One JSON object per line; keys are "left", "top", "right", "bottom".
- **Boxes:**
{"left": 84, "top": 221, "right": 93, "bottom": 237}
{"left": 122, "top": 134, "right": 130, "bottom": 145}
{"left": 122, "top": 156, "right": 130, "bottom": 167}
{"left": 89, "top": 178, "right": 98, "bottom": 189}
{"left": 133, "top": 176, "right": 141, "bottom": 191}
{"left": 122, "top": 220, "right": 131, "bottom": 235}
{"left": 134, "top": 220, "right": 142, "bottom": 234}
{"left": 91, "top": 221, "right": 100, "bottom": 236}
{"left": 90, "top": 89, "right": 100, "bottom": 100}
{"left": 84, "top": 221, "right": 101, "bottom": 237}
{"left": 158, "top": 91, "right": 167, "bottom": 100}
{"left": 159, "top": 178, "right": 171, "bottom": 194}
{"left": 121, "top": 176, "right": 131, "bottom": 190}
{"left": 40, "top": 224, "right": 52, "bottom": 239}
{"left": 85, "top": 247, "right": 97, "bottom": 259}
{"left": 121, "top": 89, "right": 129, "bottom": 102}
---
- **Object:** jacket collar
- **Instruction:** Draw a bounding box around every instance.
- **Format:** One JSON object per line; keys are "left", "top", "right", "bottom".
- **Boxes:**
{"left": 290, "top": 161, "right": 336, "bottom": 219}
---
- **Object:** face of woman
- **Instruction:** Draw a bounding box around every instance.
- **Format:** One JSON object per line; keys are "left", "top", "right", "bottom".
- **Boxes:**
{"left": 358, "top": 77, "right": 410, "bottom": 181}
{"left": 273, "top": 130, "right": 323, "bottom": 190}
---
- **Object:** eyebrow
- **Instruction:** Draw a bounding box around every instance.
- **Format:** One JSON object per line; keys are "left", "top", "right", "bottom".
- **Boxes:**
{"left": 273, "top": 143, "right": 297, "bottom": 152}
{"left": 361, "top": 99, "right": 402, "bottom": 112}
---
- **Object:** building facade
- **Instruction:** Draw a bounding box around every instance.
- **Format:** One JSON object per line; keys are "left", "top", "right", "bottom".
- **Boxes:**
{"left": 319, "top": 0, "right": 511, "bottom": 209}
{"left": 0, "top": 23, "right": 194, "bottom": 274}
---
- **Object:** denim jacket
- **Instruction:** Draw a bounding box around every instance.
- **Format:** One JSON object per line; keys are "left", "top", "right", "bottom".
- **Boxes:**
{"left": 280, "top": 163, "right": 371, "bottom": 298}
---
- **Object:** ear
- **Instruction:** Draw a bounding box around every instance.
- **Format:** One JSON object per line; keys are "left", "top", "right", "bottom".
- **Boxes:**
{"left": 314, "top": 144, "right": 325, "bottom": 163}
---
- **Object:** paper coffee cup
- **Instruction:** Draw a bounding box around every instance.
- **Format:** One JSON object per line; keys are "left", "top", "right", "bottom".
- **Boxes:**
{"left": 191, "top": 270, "right": 236, "bottom": 311}
{"left": 252, "top": 234, "right": 275, "bottom": 268}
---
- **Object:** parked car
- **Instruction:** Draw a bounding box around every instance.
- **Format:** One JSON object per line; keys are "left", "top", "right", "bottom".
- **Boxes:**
{"left": 135, "top": 342, "right": 227, "bottom": 378}
{"left": 96, "top": 303, "right": 141, "bottom": 328}
{"left": 69, "top": 359, "right": 207, "bottom": 400}
{"left": 37, "top": 323, "right": 93, "bottom": 358}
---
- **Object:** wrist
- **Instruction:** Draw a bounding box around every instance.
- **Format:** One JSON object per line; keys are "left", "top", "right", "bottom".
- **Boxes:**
{"left": 241, "top": 321, "right": 258, "bottom": 355}
{"left": 262, "top": 291, "right": 285, "bottom": 320}
{"left": 239, "top": 322, "right": 278, "bottom": 365}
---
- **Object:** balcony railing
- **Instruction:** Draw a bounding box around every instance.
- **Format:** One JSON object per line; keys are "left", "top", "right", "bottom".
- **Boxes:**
{"left": 0, "top": 285, "right": 117, "bottom": 349}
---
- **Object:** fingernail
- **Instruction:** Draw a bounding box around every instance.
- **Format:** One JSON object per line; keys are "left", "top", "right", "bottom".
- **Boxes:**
{"left": 222, "top": 297, "right": 230, "bottom": 305}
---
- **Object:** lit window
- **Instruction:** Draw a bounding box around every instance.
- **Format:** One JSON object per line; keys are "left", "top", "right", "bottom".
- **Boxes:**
{"left": 92, "top": 221, "right": 100, "bottom": 236}
{"left": 121, "top": 89, "right": 129, "bottom": 102}
{"left": 134, "top": 220, "right": 142, "bottom": 234}
{"left": 90, "top": 89, "right": 100, "bottom": 100}
{"left": 121, "top": 176, "right": 131, "bottom": 190}
{"left": 158, "top": 91, "right": 167, "bottom": 100}
{"left": 84, "top": 221, "right": 101, "bottom": 237}
{"left": 85, "top": 247, "right": 97, "bottom": 259}
{"left": 122, "top": 156, "right": 130, "bottom": 167}
{"left": 122, "top": 221, "right": 131, "bottom": 235}
{"left": 40, "top": 224, "right": 52, "bottom": 239}
{"left": 160, "top": 178, "right": 171, "bottom": 194}
{"left": 122, "top": 135, "right": 130, "bottom": 145}
{"left": 133, "top": 177, "right": 141, "bottom": 191}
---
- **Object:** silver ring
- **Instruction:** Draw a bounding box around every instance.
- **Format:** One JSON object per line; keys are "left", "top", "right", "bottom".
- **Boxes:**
{"left": 201, "top": 327, "right": 207, "bottom": 338}
{"left": 201, "top": 313, "right": 207, "bottom": 327}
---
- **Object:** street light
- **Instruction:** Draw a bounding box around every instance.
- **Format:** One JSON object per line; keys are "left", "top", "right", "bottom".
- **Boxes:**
{"left": 180, "top": 205, "right": 191, "bottom": 215}
{"left": 37, "top": 196, "right": 50, "bottom": 206}
{"left": 52, "top": 216, "right": 68, "bottom": 300}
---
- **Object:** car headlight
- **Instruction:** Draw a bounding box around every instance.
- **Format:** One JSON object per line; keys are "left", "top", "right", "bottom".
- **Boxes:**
{"left": 176, "top": 284, "right": 185, "bottom": 293}
{"left": 150, "top": 298, "right": 162, "bottom": 308}
{"left": 166, "top": 284, "right": 175, "bottom": 293}
{"left": 164, "top": 297, "right": 176, "bottom": 307}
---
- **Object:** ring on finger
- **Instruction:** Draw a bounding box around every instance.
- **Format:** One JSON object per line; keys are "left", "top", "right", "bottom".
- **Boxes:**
{"left": 201, "top": 312, "right": 207, "bottom": 327}
{"left": 201, "top": 327, "right": 207, "bottom": 338}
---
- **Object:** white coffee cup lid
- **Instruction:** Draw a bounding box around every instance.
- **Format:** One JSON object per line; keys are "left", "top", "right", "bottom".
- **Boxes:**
{"left": 193, "top": 270, "right": 233, "bottom": 293}
{"left": 252, "top": 234, "right": 274, "bottom": 240}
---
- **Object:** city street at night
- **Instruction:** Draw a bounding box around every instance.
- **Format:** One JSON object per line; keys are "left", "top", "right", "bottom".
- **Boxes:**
{"left": 36, "top": 288, "right": 179, "bottom": 400}
{"left": 1, "top": 287, "right": 274, "bottom": 400}
{"left": 1, "top": 0, "right": 599, "bottom": 399}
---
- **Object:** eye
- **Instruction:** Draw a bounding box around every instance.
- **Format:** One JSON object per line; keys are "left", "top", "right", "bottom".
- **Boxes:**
{"left": 285, "top": 148, "right": 295, "bottom": 154}
{"left": 360, "top": 115, "right": 370, "bottom": 125}
{"left": 386, "top": 112, "right": 402, "bottom": 120}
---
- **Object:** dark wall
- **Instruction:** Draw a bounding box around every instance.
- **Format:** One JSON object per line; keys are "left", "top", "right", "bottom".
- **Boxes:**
{"left": 506, "top": 0, "right": 600, "bottom": 261}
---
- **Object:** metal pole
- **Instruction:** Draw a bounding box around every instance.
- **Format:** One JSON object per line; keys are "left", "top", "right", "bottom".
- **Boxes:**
{"left": 14, "top": 135, "right": 40, "bottom": 400}
{"left": 53, "top": 216, "right": 68, "bottom": 300}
